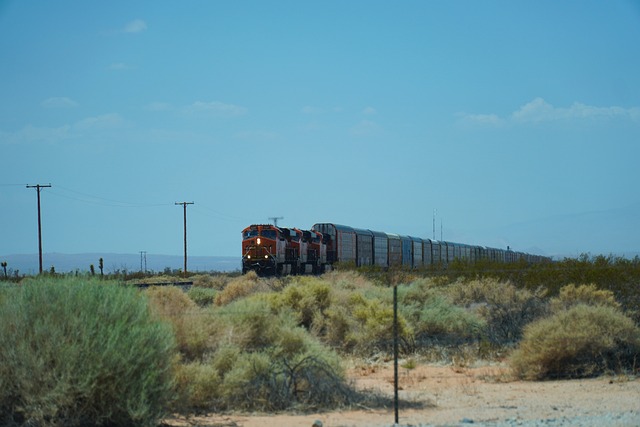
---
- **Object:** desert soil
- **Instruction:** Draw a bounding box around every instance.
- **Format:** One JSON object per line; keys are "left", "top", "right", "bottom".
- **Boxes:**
{"left": 165, "top": 362, "right": 640, "bottom": 427}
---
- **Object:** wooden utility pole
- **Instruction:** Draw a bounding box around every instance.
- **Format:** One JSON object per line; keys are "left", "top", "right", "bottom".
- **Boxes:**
{"left": 268, "top": 216, "right": 283, "bottom": 227}
{"left": 27, "top": 183, "right": 51, "bottom": 274}
{"left": 175, "top": 202, "right": 194, "bottom": 276}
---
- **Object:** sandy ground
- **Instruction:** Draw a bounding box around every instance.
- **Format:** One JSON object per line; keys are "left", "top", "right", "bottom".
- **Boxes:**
{"left": 165, "top": 363, "right": 640, "bottom": 427}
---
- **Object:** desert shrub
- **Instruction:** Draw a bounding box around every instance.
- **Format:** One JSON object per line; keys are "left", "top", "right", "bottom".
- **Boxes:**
{"left": 550, "top": 283, "right": 621, "bottom": 312}
{"left": 349, "top": 296, "right": 414, "bottom": 354}
{"left": 214, "top": 270, "right": 270, "bottom": 306}
{"left": 510, "top": 304, "right": 640, "bottom": 380}
{"left": 145, "top": 286, "right": 214, "bottom": 360}
{"left": 448, "top": 278, "right": 547, "bottom": 345}
{"left": 323, "top": 270, "right": 376, "bottom": 290}
{"left": 221, "top": 349, "right": 351, "bottom": 411}
{"left": 0, "top": 277, "right": 176, "bottom": 427}
{"left": 267, "top": 278, "right": 415, "bottom": 355}
{"left": 187, "top": 286, "right": 217, "bottom": 306}
{"left": 191, "top": 274, "right": 230, "bottom": 290}
{"left": 401, "top": 293, "right": 485, "bottom": 345}
{"left": 269, "top": 276, "right": 333, "bottom": 329}
{"left": 175, "top": 297, "right": 353, "bottom": 411}
{"left": 173, "top": 362, "right": 222, "bottom": 412}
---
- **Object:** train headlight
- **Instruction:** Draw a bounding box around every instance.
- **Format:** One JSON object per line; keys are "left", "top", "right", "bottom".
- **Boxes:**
{"left": 264, "top": 255, "right": 268, "bottom": 259}
{"left": 247, "top": 255, "right": 251, "bottom": 259}
{"left": 257, "top": 238, "right": 261, "bottom": 245}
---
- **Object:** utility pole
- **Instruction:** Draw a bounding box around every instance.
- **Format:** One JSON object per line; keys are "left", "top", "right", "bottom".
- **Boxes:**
{"left": 139, "top": 251, "right": 147, "bottom": 273}
{"left": 26, "top": 183, "right": 51, "bottom": 274}
{"left": 432, "top": 209, "right": 436, "bottom": 240}
{"left": 268, "top": 216, "right": 283, "bottom": 227}
{"left": 175, "top": 202, "right": 194, "bottom": 276}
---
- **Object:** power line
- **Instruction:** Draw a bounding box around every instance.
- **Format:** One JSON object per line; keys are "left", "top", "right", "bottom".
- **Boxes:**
{"left": 51, "top": 185, "right": 172, "bottom": 208}
{"left": 26, "top": 183, "right": 51, "bottom": 274}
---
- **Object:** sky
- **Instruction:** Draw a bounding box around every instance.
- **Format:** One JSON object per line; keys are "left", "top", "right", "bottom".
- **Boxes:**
{"left": 1, "top": 0, "right": 640, "bottom": 263}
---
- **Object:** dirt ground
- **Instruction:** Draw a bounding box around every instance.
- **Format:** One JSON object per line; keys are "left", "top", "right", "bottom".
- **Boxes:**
{"left": 165, "top": 362, "right": 640, "bottom": 427}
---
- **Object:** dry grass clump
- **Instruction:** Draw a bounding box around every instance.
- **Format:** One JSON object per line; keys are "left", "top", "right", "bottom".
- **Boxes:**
{"left": 550, "top": 283, "right": 621, "bottom": 312}
{"left": 510, "top": 304, "right": 640, "bottom": 380}
{"left": 173, "top": 361, "right": 222, "bottom": 411}
{"left": 214, "top": 270, "right": 271, "bottom": 306}
{"left": 323, "top": 270, "right": 376, "bottom": 290}
{"left": 146, "top": 286, "right": 214, "bottom": 360}
{"left": 190, "top": 274, "right": 230, "bottom": 289}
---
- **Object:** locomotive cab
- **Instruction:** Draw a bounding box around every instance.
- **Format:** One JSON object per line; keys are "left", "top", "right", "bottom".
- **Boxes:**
{"left": 241, "top": 224, "right": 285, "bottom": 275}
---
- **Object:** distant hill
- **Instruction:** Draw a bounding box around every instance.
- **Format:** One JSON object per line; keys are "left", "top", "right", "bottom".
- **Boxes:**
{"left": 0, "top": 253, "right": 240, "bottom": 275}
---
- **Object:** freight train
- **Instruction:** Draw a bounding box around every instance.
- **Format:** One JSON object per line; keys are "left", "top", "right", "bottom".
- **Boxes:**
{"left": 241, "top": 223, "right": 550, "bottom": 276}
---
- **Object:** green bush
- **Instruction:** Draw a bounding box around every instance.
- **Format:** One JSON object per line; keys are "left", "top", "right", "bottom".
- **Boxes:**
{"left": 0, "top": 277, "right": 176, "bottom": 427}
{"left": 187, "top": 286, "right": 218, "bottom": 306}
{"left": 448, "top": 279, "right": 547, "bottom": 345}
{"left": 349, "top": 296, "right": 414, "bottom": 354}
{"left": 510, "top": 304, "right": 640, "bottom": 380}
{"left": 401, "top": 292, "right": 485, "bottom": 345}
{"left": 176, "top": 297, "right": 354, "bottom": 411}
{"left": 269, "top": 277, "right": 332, "bottom": 329}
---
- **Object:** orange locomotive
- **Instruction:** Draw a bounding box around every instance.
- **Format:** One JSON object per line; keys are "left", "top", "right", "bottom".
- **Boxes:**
{"left": 241, "top": 224, "right": 329, "bottom": 276}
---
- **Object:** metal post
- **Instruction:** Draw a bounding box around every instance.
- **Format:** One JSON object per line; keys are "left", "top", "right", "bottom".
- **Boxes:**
{"left": 393, "top": 282, "right": 399, "bottom": 425}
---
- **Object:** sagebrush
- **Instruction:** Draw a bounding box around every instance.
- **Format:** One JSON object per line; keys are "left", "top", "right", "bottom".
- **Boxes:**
{"left": 0, "top": 277, "right": 176, "bottom": 427}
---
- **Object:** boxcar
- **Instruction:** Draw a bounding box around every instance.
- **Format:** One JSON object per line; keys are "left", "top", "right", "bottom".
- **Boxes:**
{"left": 370, "top": 230, "right": 389, "bottom": 268}
{"left": 411, "top": 236, "right": 423, "bottom": 268}
{"left": 422, "top": 239, "right": 433, "bottom": 267}
{"left": 354, "top": 228, "right": 373, "bottom": 267}
{"left": 387, "top": 233, "right": 402, "bottom": 267}
{"left": 400, "top": 235, "right": 412, "bottom": 267}
{"left": 312, "top": 223, "right": 356, "bottom": 265}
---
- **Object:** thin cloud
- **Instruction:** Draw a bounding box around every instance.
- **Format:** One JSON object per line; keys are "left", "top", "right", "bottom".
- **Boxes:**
{"left": 0, "top": 125, "right": 71, "bottom": 145}
{"left": 184, "top": 101, "right": 248, "bottom": 117}
{"left": 350, "top": 119, "right": 381, "bottom": 137}
{"left": 123, "top": 19, "right": 147, "bottom": 33}
{"left": 362, "top": 106, "right": 377, "bottom": 115}
{"left": 41, "top": 97, "right": 79, "bottom": 109}
{"left": 512, "top": 97, "right": 640, "bottom": 123}
{"left": 459, "top": 98, "right": 640, "bottom": 126}
{"left": 73, "top": 113, "right": 125, "bottom": 132}
{"left": 0, "top": 113, "right": 125, "bottom": 145}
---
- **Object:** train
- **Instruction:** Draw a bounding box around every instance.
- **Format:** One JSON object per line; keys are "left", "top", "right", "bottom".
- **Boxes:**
{"left": 241, "top": 222, "right": 551, "bottom": 276}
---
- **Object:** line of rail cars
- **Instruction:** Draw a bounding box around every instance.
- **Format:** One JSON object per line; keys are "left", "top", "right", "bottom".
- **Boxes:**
{"left": 242, "top": 222, "right": 551, "bottom": 276}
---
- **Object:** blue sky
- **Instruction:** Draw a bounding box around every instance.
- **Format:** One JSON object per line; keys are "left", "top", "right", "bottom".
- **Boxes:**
{"left": 1, "top": 0, "right": 639, "bottom": 262}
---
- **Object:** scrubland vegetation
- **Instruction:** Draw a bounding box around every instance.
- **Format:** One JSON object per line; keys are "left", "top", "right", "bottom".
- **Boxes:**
{"left": 0, "top": 254, "right": 639, "bottom": 426}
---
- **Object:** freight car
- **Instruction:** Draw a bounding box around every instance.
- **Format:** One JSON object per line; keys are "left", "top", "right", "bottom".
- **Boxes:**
{"left": 241, "top": 222, "right": 550, "bottom": 276}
